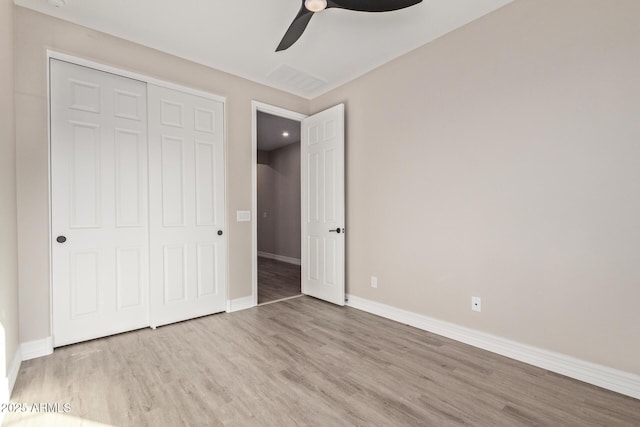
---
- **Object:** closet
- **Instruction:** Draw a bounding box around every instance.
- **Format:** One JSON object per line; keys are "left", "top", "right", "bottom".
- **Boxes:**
{"left": 50, "top": 59, "right": 226, "bottom": 347}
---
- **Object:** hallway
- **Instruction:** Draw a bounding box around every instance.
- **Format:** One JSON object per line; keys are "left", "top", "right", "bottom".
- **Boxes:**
{"left": 257, "top": 257, "right": 301, "bottom": 304}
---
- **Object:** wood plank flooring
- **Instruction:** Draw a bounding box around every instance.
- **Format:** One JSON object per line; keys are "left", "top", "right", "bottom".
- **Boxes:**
{"left": 257, "top": 256, "right": 301, "bottom": 304}
{"left": 4, "top": 296, "right": 640, "bottom": 426}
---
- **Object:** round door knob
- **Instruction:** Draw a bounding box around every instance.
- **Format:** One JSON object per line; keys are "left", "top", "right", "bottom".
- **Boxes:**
{"left": 217, "top": 230, "right": 223, "bottom": 236}
{"left": 56, "top": 235, "right": 67, "bottom": 243}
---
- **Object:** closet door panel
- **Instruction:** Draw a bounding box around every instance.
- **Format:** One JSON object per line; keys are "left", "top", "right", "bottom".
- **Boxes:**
{"left": 148, "top": 84, "right": 226, "bottom": 327}
{"left": 51, "top": 59, "right": 149, "bottom": 347}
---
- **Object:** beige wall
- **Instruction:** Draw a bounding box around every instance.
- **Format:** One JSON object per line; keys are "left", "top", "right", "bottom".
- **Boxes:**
{"left": 0, "top": 0, "right": 20, "bottom": 383}
{"left": 311, "top": 0, "right": 640, "bottom": 374}
{"left": 14, "top": 6, "right": 309, "bottom": 343}
{"left": 257, "top": 143, "right": 301, "bottom": 259}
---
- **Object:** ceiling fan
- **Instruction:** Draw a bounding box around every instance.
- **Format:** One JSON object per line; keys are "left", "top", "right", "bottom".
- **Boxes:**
{"left": 276, "top": 0, "right": 423, "bottom": 52}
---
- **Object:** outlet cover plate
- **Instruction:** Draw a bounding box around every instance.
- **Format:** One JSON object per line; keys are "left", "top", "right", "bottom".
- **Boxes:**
{"left": 472, "top": 296, "right": 481, "bottom": 312}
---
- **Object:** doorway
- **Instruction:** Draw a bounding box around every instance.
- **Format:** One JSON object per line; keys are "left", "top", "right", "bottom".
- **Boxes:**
{"left": 256, "top": 111, "right": 302, "bottom": 304}
{"left": 251, "top": 102, "right": 346, "bottom": 307}
{"left": 251, "top": 103, "right": 306, "bottom": 305}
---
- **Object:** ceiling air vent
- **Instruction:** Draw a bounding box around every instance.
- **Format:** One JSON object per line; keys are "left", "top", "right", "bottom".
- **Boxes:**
{"left": 267, "top": 65, "right": 327, "bottom": 95}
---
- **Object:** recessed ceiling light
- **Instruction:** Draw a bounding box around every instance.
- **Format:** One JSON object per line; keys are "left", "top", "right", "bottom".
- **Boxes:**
{"left": 282, "top": 132, "right": 289, "bottom": 137}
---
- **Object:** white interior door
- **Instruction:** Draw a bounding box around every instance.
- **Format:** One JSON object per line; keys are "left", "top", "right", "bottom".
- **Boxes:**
{"left": 148, "top": 84, "right": 227, "bottom": 327}
{"left": 51, "top": 59, "right": 149, "bottom": 346}
{"left": 301, "top": 104, "right": 345, "bottom": 305}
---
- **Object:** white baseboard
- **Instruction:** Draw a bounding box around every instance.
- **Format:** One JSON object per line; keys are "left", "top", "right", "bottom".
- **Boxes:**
{"left": 21, "top": 336, "right": 53, "bottom": 361}
{"left": 1, "top": 347, "right": 22, "bottom": 424}
{"left": 227, "top": 296, "right": 255, "bottom": 313}
{"left": 257, "top": 251, "right": 301, "bottom": 266}
{"left": 346, "top": 294, "right": 640, "bottom": 400}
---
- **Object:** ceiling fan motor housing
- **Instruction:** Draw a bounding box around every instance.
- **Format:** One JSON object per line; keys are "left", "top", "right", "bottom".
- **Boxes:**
{"left": 305, "top": 0, "right": 328, "bottom": 12}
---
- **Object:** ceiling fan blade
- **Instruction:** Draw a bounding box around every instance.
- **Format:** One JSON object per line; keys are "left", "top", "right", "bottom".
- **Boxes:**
{"left": 276, "top": 4, "right": 315, "bottom": 52}
{"left": 327, "top": 0, "right": 422, "bottom": 12}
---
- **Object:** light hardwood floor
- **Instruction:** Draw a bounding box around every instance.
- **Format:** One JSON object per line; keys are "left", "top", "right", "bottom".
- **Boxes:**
{"left": 4, "top": 297, "right": 640, "bottom": 426}
{"left": 257, "top": 257, "right": 301, "bottom": 304}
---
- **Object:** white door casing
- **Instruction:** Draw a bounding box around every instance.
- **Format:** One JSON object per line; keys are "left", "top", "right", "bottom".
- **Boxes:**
{"left": 301, "top": 104, "right": 345, "bottom": 305}
{"left": 148, "top": 84, "right": 227, "bottom": 327}
{"left": 51, "top": 59, "right": 149, "bottom": 346}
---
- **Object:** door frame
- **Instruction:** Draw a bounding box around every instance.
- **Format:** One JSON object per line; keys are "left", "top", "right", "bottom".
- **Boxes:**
{"left": 47, "top": 50, "right": 228, "bottom": 346}
{"left": 251, "top": 101, "right": 307, "bottom": 306}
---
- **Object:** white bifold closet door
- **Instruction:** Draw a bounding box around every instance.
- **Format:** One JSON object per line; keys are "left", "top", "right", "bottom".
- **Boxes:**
{"left": 51, "top": 60, "right": 226, "bottom": 346}
{"left": 147, "top": 84, "right": 226, "bottom": 327}
{"left": 51, "top": 59, "right": 150, "bottom": 346}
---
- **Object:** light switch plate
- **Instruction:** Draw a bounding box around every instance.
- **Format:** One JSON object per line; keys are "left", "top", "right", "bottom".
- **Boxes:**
{"left": 236, "top": 211, "right": 251, "bottom": 222}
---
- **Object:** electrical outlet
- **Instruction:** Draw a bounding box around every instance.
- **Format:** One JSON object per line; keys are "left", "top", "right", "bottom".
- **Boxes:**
{"left": 471, "top": 296, "right": 481, "bottom": 312}
{"left": 371, "top": 276, "right": 378, "bottom": 289}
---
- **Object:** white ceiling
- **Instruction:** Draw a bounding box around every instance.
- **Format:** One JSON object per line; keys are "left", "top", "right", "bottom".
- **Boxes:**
{"left": 14, "top": 0, "right": 514, "bottom": 98}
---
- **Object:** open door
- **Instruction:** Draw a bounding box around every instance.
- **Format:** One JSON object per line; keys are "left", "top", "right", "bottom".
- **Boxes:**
{"left": 301, "top": 104, "right": 345, "bottom": 306}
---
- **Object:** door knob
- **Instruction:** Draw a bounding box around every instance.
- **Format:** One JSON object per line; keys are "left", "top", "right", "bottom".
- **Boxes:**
{"left": 217, "top": 230, "right": 223, "bottom": 236}
{"left": 329, "top": 228, "right": 342, "bottom": 234}
{"left": 56, "top": 235, "right": 67, "bottom": 243}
